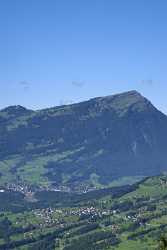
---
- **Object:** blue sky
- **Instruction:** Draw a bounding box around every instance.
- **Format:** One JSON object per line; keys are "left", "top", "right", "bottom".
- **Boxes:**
{"left": 1, "top": 0, "right": 167, "bottom": 113}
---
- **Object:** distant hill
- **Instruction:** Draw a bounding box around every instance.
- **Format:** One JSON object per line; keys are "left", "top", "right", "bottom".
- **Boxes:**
{"left": 0, "top": 90, "right": 167, "bottom": 188}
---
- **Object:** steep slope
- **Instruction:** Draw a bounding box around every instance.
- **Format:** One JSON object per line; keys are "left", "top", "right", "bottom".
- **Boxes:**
{"left": 0, "top": 91, "right": 167, "bottom": 188}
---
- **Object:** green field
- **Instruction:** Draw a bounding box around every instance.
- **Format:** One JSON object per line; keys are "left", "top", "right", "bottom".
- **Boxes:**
{"left": 0, "top": 176, "right": 167, "bottom": 249}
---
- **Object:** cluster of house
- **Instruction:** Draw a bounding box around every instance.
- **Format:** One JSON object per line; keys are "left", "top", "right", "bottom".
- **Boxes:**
{"left": 32, "top": 206, "right": 115, "bottom": 228}
{"left": 65, "top": 206, "right": 117, "bottom": 219}
{"left": 6, "top": 183, "right": 33, "bottom": 194}
{"left": 33, "top": 208, "right": 63, "bottom": 226}
{"left": 67, "top": 207, "right": 100, "bottom": 217}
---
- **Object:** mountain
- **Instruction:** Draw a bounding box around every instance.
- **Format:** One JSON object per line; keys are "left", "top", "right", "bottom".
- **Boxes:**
{"left": 0, "top": 90, "right": 167, "bottom": 189}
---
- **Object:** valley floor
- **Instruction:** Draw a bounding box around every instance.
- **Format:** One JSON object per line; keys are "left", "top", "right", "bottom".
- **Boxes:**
{"left": 0, "top": 176, "right": 167, "bottom": 249}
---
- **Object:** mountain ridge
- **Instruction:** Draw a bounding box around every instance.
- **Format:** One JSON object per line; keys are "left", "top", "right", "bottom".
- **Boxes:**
{"left": 0, "top": 90, "right": 167, "bottom": 190}
{"left": 0, "top": 90, "right": 158, "bottom": 112}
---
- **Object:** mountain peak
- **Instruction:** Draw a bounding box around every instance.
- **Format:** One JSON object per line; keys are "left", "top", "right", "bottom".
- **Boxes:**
{"left": 121, "top": 90, "right": 141, "bottom": 95}
{"left": 101, "top": 90, "right": 144, "bottom": 101}
{"left": 1, "top": 105, "right": 32, "bottom": 115}
{"left": 93, "top": 90, "right": 154, "bottom": 116}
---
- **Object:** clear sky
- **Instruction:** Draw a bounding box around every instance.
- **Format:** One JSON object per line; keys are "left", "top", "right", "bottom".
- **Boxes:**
{"left": 1, "top": 0, "right": 167, "bottom": 113}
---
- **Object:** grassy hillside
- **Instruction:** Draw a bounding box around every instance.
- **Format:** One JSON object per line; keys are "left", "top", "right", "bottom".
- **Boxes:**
{"left": 1, "top": 91, "right": 167, "bottom": 190}
{"left": 0, "top": 176, "right": 167, "bottom": 249}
